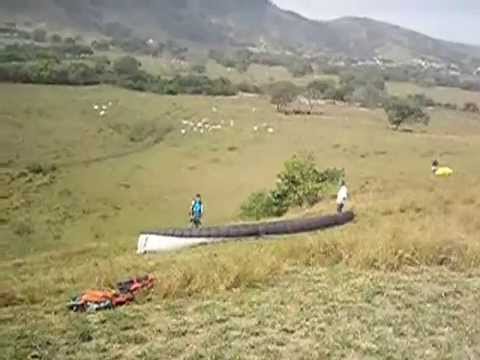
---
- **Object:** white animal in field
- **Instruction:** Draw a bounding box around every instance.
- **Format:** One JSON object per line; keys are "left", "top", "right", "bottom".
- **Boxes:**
{"left": 267, "top": 128, "right": 275, "bottom": 134}
{"left": 99, "top": 111, "right": 106, "bottom": 117}
{"left": 102, "top": 105, "right": 108, "bottom": 110}
{"left": 181, "top": 120, "right": 189, "bottom": 125}
{"left": 93, "top": 104, "right": 99, "bottom": 110}
{"left": 108, "top": 102, "right": 113, "bottom": 107}
{"left": 181, "top": 129, "right": 187, "bottom": 135}
{"left": 212, "top": 106, "right": 217, "bottom": 113}
{"left": 253, "top": 126, "right": 259, "bottom": 132}
{"left": 252, "top": 107, "right": 256, "bottom": 113}
{"left": 200, "top": 129, "right": 205, "bottom": 134}
{"left": 230, "top": 120, "right": 235, "bottom": 127}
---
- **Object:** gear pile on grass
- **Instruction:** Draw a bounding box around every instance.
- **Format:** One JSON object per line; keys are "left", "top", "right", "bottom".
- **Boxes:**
{"left": 68, "top": 274, "right": 155, "bottom": 313}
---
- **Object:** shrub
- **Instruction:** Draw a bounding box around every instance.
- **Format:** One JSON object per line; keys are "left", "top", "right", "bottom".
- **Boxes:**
{"left": 236, "top": 81, "right": 261, "bottom": 94}
{"left": 91, "top": 39, "right": 111, "bottom": 51}
{"left": 384, "top": 97, "right": 430, "bottom": 130}
{"left": 11, "top": 219, "right": 34, "bottom": 237}
{"left": 288, "top": 61, "right": 314, "bottom": 78}
{"left": 268, "top": 81, "right": 300, "bottom": 112}
{"left": 240, "top": 191, "right": 284, "bottom": 220}
{"left": 348, "top": 84, "right": 386, "bottom": 108}
{"left": 113, "top": 56, "right": 141, "bottom": 76}
{"left": 49, "top": 33, "right": 63, "bottom": 44}
{"left": 463, "top": 102, "right": 480, "bottom": 113}
{"left": 32, "top": 28, "right": 47, "bottom": 42}
{"left": 240, "top": 154, "right": 345, "bottom": 220}
{"left": 191, "top": 63, "right": 206, "bottom": 74}
{"left": 275, "top": 154, "right": 343, "bottom": 207}
{"left": 63, "top": 37, "right": 76, "bottom": 45}
{"left": 91, "top": 56, "right": 111, "bottom": 74}
{"left": 407, "top": 94, "right": 436, "bottom": 107}
{"left": 59, "top": 44, "right": 94, "bottom": 57}
{"left": 307, "top": 79, "right": 336, "bottom": 95}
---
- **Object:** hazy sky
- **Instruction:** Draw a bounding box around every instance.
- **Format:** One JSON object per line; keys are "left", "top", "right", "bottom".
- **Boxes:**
{"left": 273, "top": 0, "right": 480, "bottom": 45}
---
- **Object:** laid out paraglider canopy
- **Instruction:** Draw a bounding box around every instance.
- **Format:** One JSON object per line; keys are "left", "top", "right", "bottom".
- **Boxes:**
{"left": 432, "top": 160, "right": 453, "bottom": 177}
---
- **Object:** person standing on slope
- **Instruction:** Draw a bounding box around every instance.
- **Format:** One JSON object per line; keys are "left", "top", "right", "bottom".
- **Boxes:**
{"left": 336, "top": 180, "right": 349, "bottom": 214}
{"left": 190, "top": 194, "right": 205, "bottom": 228}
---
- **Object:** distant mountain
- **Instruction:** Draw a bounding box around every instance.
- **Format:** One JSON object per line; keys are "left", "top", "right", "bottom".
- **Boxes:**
{"left": 2, "top": 0, "right": 480, "bottom": 64}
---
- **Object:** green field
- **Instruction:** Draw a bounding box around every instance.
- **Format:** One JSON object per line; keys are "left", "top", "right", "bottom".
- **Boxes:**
{"left": 2, "top": 83, "right": 480, "bottom": 359}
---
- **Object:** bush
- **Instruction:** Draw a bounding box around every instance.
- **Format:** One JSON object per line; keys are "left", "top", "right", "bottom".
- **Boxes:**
{"left": 268, "top": 81, "right": 300, "bottom": 112}
{"left": 91, "top": 56, "right": 111, "bottom": 74}
{"left": 240, "top": 154, "right": 345, "bottom": 220}
{"left": 240, "top": 191, "right": 284, "bottom": 220}
{"left": 348, "top": 84, "right": 386, "bottom": 108}
{"left": 113, "top": 56, "right": 141, "bottom": 76}
{"left": 236, "top": 81, "right": 261, "bottom": 94}
{"left": 463, "top": 102, "right": 480, "bottom": 113}
{"left": 59, "top": 44, "right": 94, "bottom": 57}
{"left": 0, "top": 44, "right": 61, "bottom": 63}
{"left": 32, "top": 28, "right": 47, "bottom": 42}
{"left": 191, "top": 63, "right": 206, "bottom": 74}
{"left": 63, "top": 37, "right": 76, "bottom": 45}
{"left": 275, "top": 154, "right": 343, "bottom": 207}
{"left": 384, "top": 97, "right": 430, "bottom": 130}
{"left": 91, "top": 40, "right": 111, "bottom": 51}
{"left": 407, "top": 94, "right": 436, "bottom": 108}
{"left": 49, "top": 33, "right": 63, "bottom": 44}
{"left": 288, "top": 61, "right": 314, "bottom": 78}
{"left": 0, "top": 61, "right": 100, "bottom": 86}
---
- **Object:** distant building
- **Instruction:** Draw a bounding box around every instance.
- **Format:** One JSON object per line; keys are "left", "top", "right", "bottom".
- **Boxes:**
{"left": 146, "top": 38, "right": 156, "bottom": 47}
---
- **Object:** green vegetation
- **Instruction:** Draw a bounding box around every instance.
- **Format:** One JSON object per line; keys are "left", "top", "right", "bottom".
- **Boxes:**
{"left": 209, "top": 49, "right": 314, "bottom": 78}
{"left": 269, "top": 81, "right": 301, "bottom": 112}
{"left": 0, "top": 46, "right": 242, "bottom": 96}
{"left": 241, "top": 154, "right": 345, "bottom": 219}
{"left": 384, "top": 96, "right": 430, "bottom": 130}
{"left": 31, "top": 28, "right": 47, "bottom": 43}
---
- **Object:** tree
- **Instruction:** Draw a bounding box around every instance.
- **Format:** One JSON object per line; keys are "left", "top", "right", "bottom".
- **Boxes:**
{"left": 349, "top": 84, "right": 386, "bottom": 108}
{"left": 304, "top": 79, "right": 336, "bottom": 110}
{"left": 32, "top": 28, "right": 47, "bottom": 43}
{"left": 288, "top": 61, "right": 314, "bottom": 77}
{"left": 113, "top": 56, "right": 141, "bottom": 76}
{"left": 303, "top": 87, "right": 322, "bottom": 113}
{"left": 384, "top": 97, "right": 430, "bottom": 130}
{"left": 307, "top": 79, "right": 336, "bottom": 94}
{"left": 91, "top": 40, "right": 111, "bottom": 51}
{"left": 463, "top": 102, "right": 480, "bottom": 113}
{"left": 49, "top": 33, "right": 63, "bottom": 44}
{"left": 269, "top": 81, "right": 300, "bottom": 112}
{"left": 63, "top": 37, "right": 76, "bottom": 45}
{"left": 92, "top": 56, "right": 111, "bottom": 74}
{"left": 191, "top": 63, "right": 206, "bottom": 74}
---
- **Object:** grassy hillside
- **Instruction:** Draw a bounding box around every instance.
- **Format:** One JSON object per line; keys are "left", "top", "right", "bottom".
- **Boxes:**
{"left": 388, "top": 81, "right": 480, "bottom": 106}
{"left": 2, "top": 0, "right": 480, "bottom": 63}
{"left": 2, "top": 83, "right": 480, "bottom": 358}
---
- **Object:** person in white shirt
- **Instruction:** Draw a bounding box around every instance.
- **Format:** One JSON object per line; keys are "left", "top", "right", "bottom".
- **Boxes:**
{"left": 336, "top": 180, "right": 348, "bottom": 213}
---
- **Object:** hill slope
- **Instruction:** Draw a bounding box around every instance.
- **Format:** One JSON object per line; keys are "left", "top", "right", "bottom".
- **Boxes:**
{"left": 2, "top": 0, "right": 480, "bottom": 63}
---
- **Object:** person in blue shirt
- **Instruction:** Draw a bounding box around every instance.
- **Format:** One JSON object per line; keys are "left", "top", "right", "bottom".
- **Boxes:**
{"left": 190, "top": 194, "right": 204, "bottom": 228}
